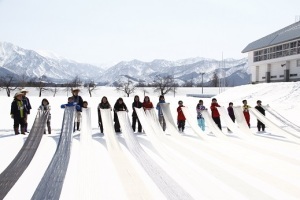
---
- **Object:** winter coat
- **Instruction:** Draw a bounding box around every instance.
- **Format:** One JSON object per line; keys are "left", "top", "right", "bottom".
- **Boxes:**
{"left": 243, "top": 105, "right": 251, "bottom": 113}
{"left": 156, "top": 100, "right": 165, "bottom": 116}
{"left": 132, "top": 100, "right": 143, "bottom": 117}
{"left": 11, "top": 99, "right": 25, "bottom": 119}
{"left": 210, "top": 102, "right": 220, "bottom": 118}
{"left": 196, "top": 104, "right": 206, "bottom": 119}
{"left": 39, "top": 104, "right": 51, "bottom": 121}
{"left": 72, "top": 95, "right": 84, "bottom": 111}
{"left": 113, "top": 100, "right": 128, "bottom": 122}
{"left": 227, "top": 106, "right": 235, "bottom": 120}
{"left": 177, "top": 105, "right": 186, "bottom": 121}
{"left": 255, "top": 105, "right": 265, "bottom": 115}
{"left": 22, "top": 96, "right": 32, "bottom": 114}
{"left": 142, "top": 96, "right": 153, "bottom": 110}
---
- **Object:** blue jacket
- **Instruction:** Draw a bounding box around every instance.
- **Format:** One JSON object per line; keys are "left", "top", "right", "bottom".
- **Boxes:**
{"left": 61, "top": 102, "right": 81, "bottom": 111}
{"left": 156, "top": 100, "right": 165, "bottom": 116}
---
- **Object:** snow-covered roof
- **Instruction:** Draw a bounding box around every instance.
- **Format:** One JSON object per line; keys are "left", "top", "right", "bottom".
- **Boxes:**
{"left": 242, "top": 21, "right": 300, "bottom": 53}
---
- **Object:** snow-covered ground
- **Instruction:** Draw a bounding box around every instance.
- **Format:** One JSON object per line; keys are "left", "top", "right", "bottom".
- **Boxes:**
{"left": 0, "top": 83, "right": 300, "bottom": 200}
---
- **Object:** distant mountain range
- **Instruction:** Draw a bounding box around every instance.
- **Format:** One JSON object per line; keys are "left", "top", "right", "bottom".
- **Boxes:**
{"left": 0, "top": 42, "right": 250, "bottom": 86}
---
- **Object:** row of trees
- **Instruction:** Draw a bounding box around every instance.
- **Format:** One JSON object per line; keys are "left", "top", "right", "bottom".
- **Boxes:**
{"left": 0, "top": 73, "right": 224, "bottom": 97}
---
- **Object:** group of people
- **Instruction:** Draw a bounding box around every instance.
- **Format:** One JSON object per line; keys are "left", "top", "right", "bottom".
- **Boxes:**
{"left": 10, "top": 88, "right": 266, "bottom": 136}
{"left": 10, "top": 89, "right": 32, "bottom": 135}
{"left": 99, "top": 95, "right": 154, "bottom": 134}
{"left": 196, "top": 98, "right": 266, "bottom": 132}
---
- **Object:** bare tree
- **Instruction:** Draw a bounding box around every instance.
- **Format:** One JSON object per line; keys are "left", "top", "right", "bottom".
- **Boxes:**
{"left": 116, "top": 78, "right": 135, "bottom": 97}
{"left": 0, "top": 75, "right": 18, "bottom": 97}
{"left": 70, "top": 75, "right": 82, "bottom": 89}
{"left": 36, "top": 75, "right": 48, "bottom": 97}
{"left": 50, "top": 84, "right": 59, "bottom": 97}
{"left": 152, "top": 75, "right": 177, "bottom": 96}
{"left": 85, "top": 80, "right": 97, "bottom": 97}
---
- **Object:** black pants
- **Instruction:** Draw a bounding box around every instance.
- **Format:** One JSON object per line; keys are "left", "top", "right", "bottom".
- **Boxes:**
{"left": 257, "top": 120, "right": 265, "bottom": 131}
{"left": 14, "top": 117, "right": 25, "bottom": 129}
{"left": 213, "top": 117, "right": 222, "bottom": 130}
{"left": 132, "top": 117, "right": 142, "bottom": 132}
{"left": 177, "top": 120, "right": 185, "bottom": 131}
{"left": 114, "top": 117, "right": 121, "bottom": 132}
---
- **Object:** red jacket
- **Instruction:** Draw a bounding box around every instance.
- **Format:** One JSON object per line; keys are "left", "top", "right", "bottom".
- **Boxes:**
{"left": 143, "top": 101, "right": 153, "bottom": 109}
{"left": 210, "top": 102, "right": 220, "bottom": 118}
{"left": 177, "top": 105, "right": 186, "bottom": 120}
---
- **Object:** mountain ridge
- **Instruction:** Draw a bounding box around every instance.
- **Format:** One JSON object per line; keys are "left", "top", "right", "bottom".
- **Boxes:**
{"left": 0, "top": 41, "right": 250, "bottom": 86}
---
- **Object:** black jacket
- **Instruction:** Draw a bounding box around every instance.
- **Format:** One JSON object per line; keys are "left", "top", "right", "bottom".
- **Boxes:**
{"left": 132, "top": 101, "right": 143, "bottom": 117}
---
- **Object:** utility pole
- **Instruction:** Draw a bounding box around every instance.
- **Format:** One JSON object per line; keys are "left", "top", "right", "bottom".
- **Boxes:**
{"left": 200, "top": 73, "right": 205, "bottom": 94}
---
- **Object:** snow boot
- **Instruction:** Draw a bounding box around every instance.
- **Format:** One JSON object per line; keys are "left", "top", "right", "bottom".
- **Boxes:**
{"left": 21, "top": 128, "right": 26, "bottom": 135}
{"left": 14, "top": 128, "right": 20, "bottom": 135}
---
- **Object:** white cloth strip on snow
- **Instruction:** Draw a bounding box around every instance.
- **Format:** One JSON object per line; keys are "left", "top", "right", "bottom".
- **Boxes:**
{"left": 100, "top": 109, "right": 154, "bottom": 200}
{"left": 160, "top": 103, "right": 180, "bottom": 135}
{"left": 249, "top": 108, "right": 300, "bottom": 140}
{"left": 217, "top": 106, "right": 251, "bottom": 138}
{"left": 263, "top": 105, "right": 300, "bottom": 132}
{"left": 181, "top": 107, "right": 206, "bottom": 140}
{"left": 77, "top": 108, "right": 97, "bottom": 200}
{"left": 232, "top": 106, "right": 253, "bottom": 135}
{"left": 201, "top": 110, "right": 227, "bottom": 138}
{"left": 117, "top": 111, "right": 194, "bottom": 200}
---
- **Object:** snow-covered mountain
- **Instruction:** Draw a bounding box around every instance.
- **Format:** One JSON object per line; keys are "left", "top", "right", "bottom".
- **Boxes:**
{"left": 0, "top": 42, "right": 104, "bottom": 83}
{"left": 0, "top": 42, "right": 250, "bottom": 86}
{"left": 100, "top": 58, "right": 250, "bottom": 86}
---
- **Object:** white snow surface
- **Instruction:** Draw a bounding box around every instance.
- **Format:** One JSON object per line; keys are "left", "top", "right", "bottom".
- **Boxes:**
{"left": 1, "top": 83, "right": 300, "bottom": 200}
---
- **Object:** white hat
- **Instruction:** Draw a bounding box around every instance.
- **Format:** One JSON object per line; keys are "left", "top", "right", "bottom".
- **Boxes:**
{"left": 20, "top": 88, "right": 29, "bottom": 93}
{"left": 14, "top": 92, "right": 23, "bottom": 97}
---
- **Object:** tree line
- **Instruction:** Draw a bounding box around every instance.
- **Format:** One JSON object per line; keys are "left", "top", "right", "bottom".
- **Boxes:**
{"left": 0, "top": 72, "right": 226, "bottom": 97}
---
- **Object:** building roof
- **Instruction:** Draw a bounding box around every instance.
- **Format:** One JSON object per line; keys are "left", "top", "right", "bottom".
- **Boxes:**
{"left": 242, "top": 21, "right": 300, "bottom": 53}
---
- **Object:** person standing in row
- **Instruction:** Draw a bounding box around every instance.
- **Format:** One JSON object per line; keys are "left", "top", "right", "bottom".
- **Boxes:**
{"left": 21, "top": 89, "right": 31, "bottom": 133}
{"left": 156, "top": 95, "right": 166, "bottom": 131}
{"left": 72, "top": 88, "right": 83, "bottom": 131}
{"left": 142, "top": 96, "right": 153, "bottom": 110}
{"left": 255, "top": 100, "right": 266, "bottom": 132}
{"left": 242, "top": 100, "right": 251, "bottom": 128}
{"left": 98, "top": 96, "right": 111, "bottom": 134}
{"left": 61, "top": 97, "right": 81, "bottom": 132}
{"left": 11, "top": 92, "right": 26, "bottom": 135}
{"left": 210, "top": 98, "right": 222, "bottom": 130}
{"left": 196, "top": 99, "right": 206, "bottom": 131}
{"left": 39, "top": 98, "right": 51, "bottom": 134}
{"left": 113, "top": 98, "right": 128, "bottom": 133}
{"left": 177, "top": 100, "right": 186, "bottom": 133}
{"left": 227, "top": 102, "right": 235, "bottom": 132}
{"left": 132, "top": 95, "right": 143, "bottom": 133}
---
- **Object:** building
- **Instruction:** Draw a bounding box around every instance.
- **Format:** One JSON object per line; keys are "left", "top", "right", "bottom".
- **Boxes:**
{"left": 242, "top": 21, "right": 300, "bottom": 83}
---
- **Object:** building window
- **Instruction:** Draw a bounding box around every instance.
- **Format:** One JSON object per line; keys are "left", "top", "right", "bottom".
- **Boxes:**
{"left": 290, "top": 74, "right": 297, "bottom": 77}
{"left": 297, "top": 59, "right": 300, "bottom": 67}
{"left": 271, "top": 75, "right": 277, "bottom": 78}
{"left": 262, "top": 77, "right": 266, "bottom": 79}
{"left": 253, "top": 39, "right": 300, "bottom": 62}
{"left": 279, "top": 75, "right": 284, "bottom": 78}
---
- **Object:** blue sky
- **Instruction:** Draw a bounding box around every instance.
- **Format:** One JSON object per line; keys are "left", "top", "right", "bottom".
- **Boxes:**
{"left": 0, "top": 0, "right": 299, "bottom": 65}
